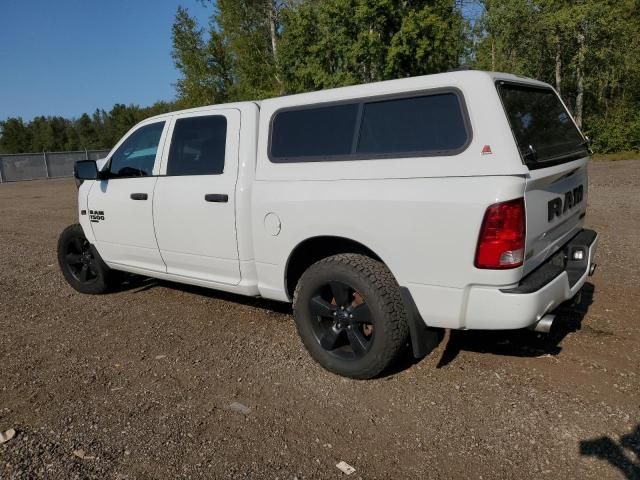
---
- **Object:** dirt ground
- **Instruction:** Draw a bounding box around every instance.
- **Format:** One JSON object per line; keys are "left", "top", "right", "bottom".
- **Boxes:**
{"left": 1, "top": 160, "right": 639, "bottom": 480}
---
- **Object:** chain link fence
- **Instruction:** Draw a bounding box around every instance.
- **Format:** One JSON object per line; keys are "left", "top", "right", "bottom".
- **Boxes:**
{"left": 0, "top": 149, "right": 111, "bottom": 183}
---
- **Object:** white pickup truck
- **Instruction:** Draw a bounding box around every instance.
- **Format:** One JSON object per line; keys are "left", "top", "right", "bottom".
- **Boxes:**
{"left": 59, "top": 70, "right": 598, "bottom": 378}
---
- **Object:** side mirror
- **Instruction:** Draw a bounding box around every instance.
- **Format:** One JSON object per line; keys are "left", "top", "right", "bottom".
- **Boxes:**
{"left": 74, "top": 160, "right": 99, "bottom": 180}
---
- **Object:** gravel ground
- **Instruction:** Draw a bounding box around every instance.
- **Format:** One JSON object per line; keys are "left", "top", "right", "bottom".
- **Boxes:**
{"left": 1, "top": 160, "right": 639, "bottom": 479}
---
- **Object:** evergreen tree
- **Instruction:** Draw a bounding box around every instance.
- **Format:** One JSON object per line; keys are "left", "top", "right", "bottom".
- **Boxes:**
{"left": 0, "top": 102, "right": 176, "bottom": 154}
{"left": 0, "top": 118, "right": 31, "bottom": 153}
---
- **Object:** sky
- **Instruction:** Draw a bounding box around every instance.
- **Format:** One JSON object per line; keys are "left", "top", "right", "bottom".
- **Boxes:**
{"left": 0, "top": 0, "right": 211, "bottom": 122}
{"left": 0, "top": 1, "right": 483, "bottom": 123}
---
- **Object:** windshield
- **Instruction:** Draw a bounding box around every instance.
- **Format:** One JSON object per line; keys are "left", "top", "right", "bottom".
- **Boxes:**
{"left": 497, "top": 82, "right": 588, "bottom": 169}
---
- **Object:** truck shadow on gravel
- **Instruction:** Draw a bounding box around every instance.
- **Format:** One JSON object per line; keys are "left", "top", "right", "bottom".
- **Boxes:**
{"left": 113, "top": 274, "right": 293, "bottom": 314}
{"left": 579, "top": 424, "right": 640, "bottom": 480}
{"left": 112, "top": 275, "right": 599, "bottom": 375}
{"left": 436, "top": 282, "right": 596, "bottom": 368}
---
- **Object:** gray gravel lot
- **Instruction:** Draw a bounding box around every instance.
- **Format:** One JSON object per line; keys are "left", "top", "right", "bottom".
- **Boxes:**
{"left": 1, "top": 160, "right": 639, "bottom": 479}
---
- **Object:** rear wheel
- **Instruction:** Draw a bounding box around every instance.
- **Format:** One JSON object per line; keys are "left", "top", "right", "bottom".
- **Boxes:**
{"left": 57, "top": 224, "right": 113, "bottom": 294}
{"left": 293, "top": 254, "right": 409, "bottom": 379}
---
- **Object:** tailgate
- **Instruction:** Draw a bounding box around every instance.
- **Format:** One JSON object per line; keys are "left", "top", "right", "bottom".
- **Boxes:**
{"left": 495, "top": 79, "right": 591, "bottom": 276}
{"left": 523, "top": 158, "right": 589, "bottom": 275}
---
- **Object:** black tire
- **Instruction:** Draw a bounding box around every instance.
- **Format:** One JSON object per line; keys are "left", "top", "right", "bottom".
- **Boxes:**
{"left": 293, "top": 253, "right": 409, "bottom": 379}
{"left": 57, "top": 224, "right": 114, "bottom": 294}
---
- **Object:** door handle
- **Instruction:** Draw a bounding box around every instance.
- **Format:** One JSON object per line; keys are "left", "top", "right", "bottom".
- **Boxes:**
{"left": 204, "top": 194, "right": 229, "bottom": 203}
{"left": 130, "top": 193, "right": 148, "bottom": 200}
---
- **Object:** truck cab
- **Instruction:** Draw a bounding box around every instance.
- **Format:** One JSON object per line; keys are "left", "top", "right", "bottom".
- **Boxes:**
{"left": 59, "top": 71, "right": 598, "bottom": 379}
{"left": 76, "top": 103, "right": 261, "bottom": 293}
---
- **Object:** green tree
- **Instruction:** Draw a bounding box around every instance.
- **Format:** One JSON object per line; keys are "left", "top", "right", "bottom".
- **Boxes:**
{"left": 0, "top": 118, "right": 31, "bottom": 153}
{"left": 386, "top": 1, "right": 468, "bottom": 79}
{"left": 27, "top": 116, "right": 55, "bottom": 151}
{"left": 171, "top": 1, "right": 289, "bottom": 105}
{"left": 0, "top": 101, "right": 178, "bottom": 154}
{"left": 216, "top": 0, "right": 286, "bottom": 99}
{"left": 75, "top": 113, "right": 100, "bottom": 150}
{"left": 474, "top": 0, "right": 640, "bottom": 151}
{"left": 172, "top": 6, "right": 233, "bottom": 107}
{"left": 278, "top": 0, "right": 467, "bottom": 93}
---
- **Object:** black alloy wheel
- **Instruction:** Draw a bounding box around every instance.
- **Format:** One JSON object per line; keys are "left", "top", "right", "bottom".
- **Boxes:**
{"left": 57, "top": 224, "right": 113, "bottom": 294}
{"left": 308, "top": 280, "right": 374, "bottom": 359}
{"left": 65, "top": 236, "right": 99, "bottom": 284}
{"left": 293, "top": 253, "right": 409, "bottom": 379}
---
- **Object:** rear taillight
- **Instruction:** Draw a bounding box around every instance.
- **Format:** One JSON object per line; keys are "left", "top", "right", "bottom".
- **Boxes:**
{"left": 475, "top": 198, "right": 526, "bottom": 269}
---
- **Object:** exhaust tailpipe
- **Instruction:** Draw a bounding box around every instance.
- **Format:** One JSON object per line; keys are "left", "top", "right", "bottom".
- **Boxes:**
{"left": 531, "top": 314, "right": 555, "bottom": 333}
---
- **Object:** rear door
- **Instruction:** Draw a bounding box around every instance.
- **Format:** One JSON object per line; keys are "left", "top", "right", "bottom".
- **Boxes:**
{"left": 153, "top": 109, "right": 241, "bottom": 285}
{"left": 497, "top": 81, "right": 590, "bottom": 274}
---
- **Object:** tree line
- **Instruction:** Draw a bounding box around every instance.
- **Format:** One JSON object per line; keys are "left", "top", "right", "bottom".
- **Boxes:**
{"left": 1, "top": 0, "right": 638, "bottom": 154}
{"left": 0, "top": 102, "right": 175, "bottom": 155}
{"left": 475, "top": 0, "right": 639, "bottom": 153}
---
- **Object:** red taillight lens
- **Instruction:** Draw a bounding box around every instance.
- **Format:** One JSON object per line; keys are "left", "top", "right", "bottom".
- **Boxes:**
{"left": 475, "top": 198, "right": 526, "bottom": 269}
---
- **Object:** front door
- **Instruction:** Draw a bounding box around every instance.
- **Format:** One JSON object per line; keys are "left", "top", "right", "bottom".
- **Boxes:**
{"left": 153, "top": 109, "right": 241, "bottom": 285}
{"left": 88, "top": 120, "right": 168, "bottom": 273}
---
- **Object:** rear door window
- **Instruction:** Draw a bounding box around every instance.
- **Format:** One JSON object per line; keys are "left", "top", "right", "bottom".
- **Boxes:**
{"left": 497, "top": 82, "right": 588, "bottom": 168}
{"left": 167, "top": 115, "right": 227, "bottom": 176}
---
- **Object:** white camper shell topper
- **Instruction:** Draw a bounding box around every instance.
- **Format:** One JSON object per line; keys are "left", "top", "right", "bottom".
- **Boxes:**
{"left": 59, "top": 71, "right": 598, "bottom": 379}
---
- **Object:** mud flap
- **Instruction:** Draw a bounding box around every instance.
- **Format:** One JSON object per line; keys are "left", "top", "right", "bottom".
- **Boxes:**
{"left": 399, "top": 287, "right": 442, "bottom": 358}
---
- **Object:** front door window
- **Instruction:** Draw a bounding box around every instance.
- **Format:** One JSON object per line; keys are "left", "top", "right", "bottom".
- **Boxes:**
{"left": 109, "top": 122, "right": 165, "bottom": 177}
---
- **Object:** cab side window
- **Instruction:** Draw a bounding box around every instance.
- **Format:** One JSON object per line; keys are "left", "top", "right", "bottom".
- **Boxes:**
{"left": 109, "top": 122, "right": 165, "bottom": 178}
{"left": 167, "top": 115, "right": 227, "bottom": 176}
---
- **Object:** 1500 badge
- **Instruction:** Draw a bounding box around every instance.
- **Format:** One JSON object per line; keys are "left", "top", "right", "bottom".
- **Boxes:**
{"left": 548, "top": 185, "right": 583, "bottom": 222}
{"left": 89, "top": 210, "right": 105, "bottom": 223}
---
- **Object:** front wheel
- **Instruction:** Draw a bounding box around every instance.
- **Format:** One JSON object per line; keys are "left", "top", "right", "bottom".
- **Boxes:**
{"left": 57, "top": 224, "right": 114, "bottom": 294}
{"left": 293, "top": 254, "right": 409, "bottom": 379}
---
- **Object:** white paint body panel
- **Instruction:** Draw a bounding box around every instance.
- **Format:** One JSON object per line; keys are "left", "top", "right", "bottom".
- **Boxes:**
{"left": 86, "top": 118, "right": 171, "bottom": 273}
{"left": 153, "top": 108, "right": 242, "bottom": 285}
{"left": 464, "top": 234, "right": 597, "bottom": 330}
{"left": 75, "top": 71, "right": 593, "bottom": 333}
{"left": 88, "top": 176, "right": 164, "bottom": 272}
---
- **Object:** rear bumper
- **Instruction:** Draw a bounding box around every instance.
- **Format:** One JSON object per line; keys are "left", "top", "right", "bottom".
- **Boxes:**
{"left": 463, "top": 229, "right": 598, "bottom": 330}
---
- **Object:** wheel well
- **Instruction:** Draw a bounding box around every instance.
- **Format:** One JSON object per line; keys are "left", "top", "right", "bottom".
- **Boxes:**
{"left": 285, "top": 236, "right": 381, "bottom": 299}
